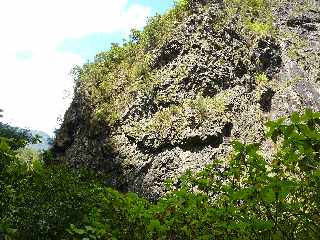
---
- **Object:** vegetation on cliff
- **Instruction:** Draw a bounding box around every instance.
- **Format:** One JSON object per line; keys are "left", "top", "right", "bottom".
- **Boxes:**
{"left": 54, "top": 0, "right": 320, "bottom": 198}
{"left": 1, "top": 0, "right": 320, "bottom": 239}
{"left": 74, "top": 0, "right": 278, "bottom": 126}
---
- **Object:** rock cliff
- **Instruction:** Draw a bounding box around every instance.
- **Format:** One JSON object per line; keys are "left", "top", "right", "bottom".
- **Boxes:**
{"left": 54, "top": 0, "right": 320, "bottom": 200}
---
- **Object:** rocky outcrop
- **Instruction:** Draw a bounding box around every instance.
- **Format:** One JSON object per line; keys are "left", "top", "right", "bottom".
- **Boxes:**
{"left": 54, "top": 0, "right": 320, "bottom": 199}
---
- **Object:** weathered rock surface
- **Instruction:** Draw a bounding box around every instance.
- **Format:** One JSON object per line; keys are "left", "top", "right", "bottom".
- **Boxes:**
{"left": 54, "top": 0, "right": 320, "bottom": 199}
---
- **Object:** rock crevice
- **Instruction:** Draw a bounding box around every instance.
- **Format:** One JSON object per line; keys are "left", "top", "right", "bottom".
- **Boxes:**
{"left": 54, "top": 0, "right": 320, "bottom": 199}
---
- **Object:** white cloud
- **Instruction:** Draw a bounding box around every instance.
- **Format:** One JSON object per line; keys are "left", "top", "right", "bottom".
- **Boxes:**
{"left": 0, "top": 0, "right": 150, "bottom": 53}
{"left": 0, "top": 0, "right": 151, "bottom": 134}
{"left": 0, "top": 51, "right": 83, "bottom": 134}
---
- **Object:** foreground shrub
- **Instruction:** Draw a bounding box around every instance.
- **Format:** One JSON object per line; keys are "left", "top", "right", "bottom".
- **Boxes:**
{"left": 0, "top": 110, "right": 319, "bottom": 239}
{"left": 66, "top": 109, "right": 319, "bottom": 240}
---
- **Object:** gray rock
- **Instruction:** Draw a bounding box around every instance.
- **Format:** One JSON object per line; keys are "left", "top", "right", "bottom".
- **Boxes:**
{"left": 54, "top": 0, "right": 320, "bottom": 200}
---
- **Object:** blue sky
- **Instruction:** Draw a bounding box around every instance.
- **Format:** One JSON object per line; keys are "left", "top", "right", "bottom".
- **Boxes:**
{"left": 58, "top": 0, "right": 174, "bottom": 61}
{"left": 0, "top": 0, "right": 173, "bottom": 134}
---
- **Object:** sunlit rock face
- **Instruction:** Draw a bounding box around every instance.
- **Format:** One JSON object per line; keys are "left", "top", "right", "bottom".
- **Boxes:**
{"left": 54, "top": 0, "right": 320, "bottom": 200}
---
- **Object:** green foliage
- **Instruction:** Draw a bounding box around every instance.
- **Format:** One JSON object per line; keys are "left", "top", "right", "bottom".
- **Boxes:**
{"left": 1, "top": 2, "right": 319, "bottom": 239}
{"left": 11, "top": 148, "right": 44, "bottom": 175}
{"left": 245, "top": 20, "right": 273, "bottom": 36}
{"left": 126, "top": 93, "right": 228, "bottom": 143}
{"left": 186, "top": 94, "right": 228, "bottom": 117}
{"left": 266, "top": 109, "right": 320, "bottom": 172}
{"left": 256, "top": 72, "right": 269, "bottom": 84}
{"left": 140, "top": 109, "right": 319, "bottom": 239}
{"left": 136, "top": 0, "right": 189, "bottom": 50}
{"left": 174, "top": 0, "right": 190, "bottom": 10}
{"left": 0, "top": 123, "right": 35, "bottom": 150}
{"left": 0, "top": 165, "right": 103, "bottom": 239}
{"left": 71, "top": 0, "right": 279, "bottom": 128}
{"left": 225, "top": 0, "right": 275, "bottom": 37}
{"left": 1, "top": 110, "right": 319, "bottom": 239}
{"left": 74, "top": 0, "right": 191, "bottom": 126}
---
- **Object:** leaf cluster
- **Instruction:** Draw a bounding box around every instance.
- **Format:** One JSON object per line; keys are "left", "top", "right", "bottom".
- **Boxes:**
{"left": 1, "top": 110, "right": 319, "bottom": 239}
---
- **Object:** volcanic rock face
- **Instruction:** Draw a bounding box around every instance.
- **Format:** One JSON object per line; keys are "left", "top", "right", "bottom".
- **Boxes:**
{"left": 54, "top": 0, "right": 320, "bottom": 199}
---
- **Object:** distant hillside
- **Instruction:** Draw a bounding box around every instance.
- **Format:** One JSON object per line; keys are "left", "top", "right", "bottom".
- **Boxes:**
{"left": 0, "top": 122, "right": 52, "bottom": 151}
{"left": 28, "top": 130, "right": 52, "bottom": 151}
